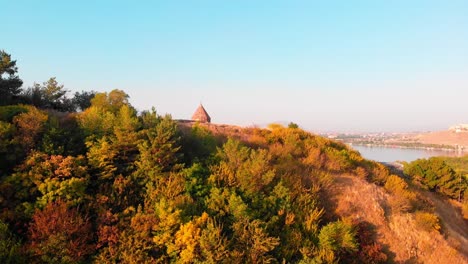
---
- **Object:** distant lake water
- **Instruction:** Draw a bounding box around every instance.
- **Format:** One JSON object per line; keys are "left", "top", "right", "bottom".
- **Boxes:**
{"left": 350, "top": 145, "right": 466, "bottom": 163}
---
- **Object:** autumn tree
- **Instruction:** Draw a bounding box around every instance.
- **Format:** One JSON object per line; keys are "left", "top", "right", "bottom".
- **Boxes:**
{"left": 85, "top": 103, "right": 142, "bottom": 215}
{"left": 28, "top": 200, "right": 94, "bottom": 263}
{"left": 90, "top": 89, "right": 131, "bottom": 114}
{"left": 135, "top": 114, "right": 180, "bottom": 178}
{"left": 8, "top": 152, "right": 89, "bottom": 212}
{"left": 94, "top": 207, "right": 158, "bottom": 263}
{"left": 78, "top": 89, "right": 132, "bottom": 139}
{"left": 0, "top": 105, "right": 30, "bottom": 174}
{"left": 13, "top": 106, "right": 48, "bottom": 153}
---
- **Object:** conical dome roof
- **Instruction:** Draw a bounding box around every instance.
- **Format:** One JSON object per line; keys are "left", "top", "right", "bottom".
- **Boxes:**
{"left": 192, "top": 104, "right": 211, "bottom": 123}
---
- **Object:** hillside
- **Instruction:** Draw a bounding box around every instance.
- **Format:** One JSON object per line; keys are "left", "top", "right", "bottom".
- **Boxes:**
{"left": 332, "top": 174, "right": 467, "bottom": 263}
{"left": 0, "top": 100, "right": 467, "bottom": 263}
{"left": 192, "top": 122, "right": 468, "bottom": 263}
{"left": 416, "top": 130, "right": 468, "bottom": 149}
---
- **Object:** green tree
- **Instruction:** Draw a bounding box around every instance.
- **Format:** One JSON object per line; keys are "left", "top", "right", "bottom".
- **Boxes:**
{"left": 0, "top": 106, "right": 29, "bottom": 173}
{"left": 78, "top": 90, "right": 133, "bottom": 139}
{"left": 0, "top": 121, "right": 21, "bottom": 175}
{"left": 150, "top": 199, "right": 183, "bottom": 261}
{"left": 78, "top": 106, "right": 116, "bottom": 139}
{"left": 318, "top": 219, "right": 358, "bottom": 262}
{"left": 288, "top": 122, "right": 299, "bottom": 129}
{"left": 86, "top": 137, "right": 118, "bottom": 181}
{"left": 23, "top": 78, "right": 74, "bottom": 111}
{"left": 85, "top": 102, "right": 143, "bottom": 212}
{"left": 90, "top": 89, "right": 131, "bottom": 114}
{"left": 199, "top": 216, "right": 229, "bottom": 263}
{"left": 136, "top": 114, "right": 180, "bottom": 176}
{"left": 209, "top": 138, "right": 250, "bottom": 188}
{"left": 179, "top": 124, "right": 217, "bottom": 164}
{"left": 72, "top": 90, "right": 96, "bottom": 111}
{"left": 0, "top": 220, "right": 24, "bottom": 264}
{"left": 232, "top": 218, "right": 280, "bottom": 263}
{"left": 113, "top": 105, "right": 140, "bottom": 158}
{"left": 39, "top": 113, "right": 86, "bottom": 156}
{"left": 404, "top": 157, "right": 467, "bottom": 199}
{"left": 0, "top": 51, "right": 23, "bottom": 106}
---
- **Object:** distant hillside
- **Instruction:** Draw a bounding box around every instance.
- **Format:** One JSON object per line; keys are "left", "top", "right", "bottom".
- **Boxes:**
{"left": 335, "top": 129, "right": 468, "bottom": 151}
{"left": 417, "top": 130, "right": 468, "bottom": 148}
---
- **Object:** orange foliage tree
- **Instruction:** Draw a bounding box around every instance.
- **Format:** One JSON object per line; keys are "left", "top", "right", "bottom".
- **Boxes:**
{"left": 28, "top": 200, "right": 94, "bottom": 263}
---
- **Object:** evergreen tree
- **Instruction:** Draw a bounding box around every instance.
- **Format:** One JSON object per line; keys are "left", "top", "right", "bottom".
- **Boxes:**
{"left": 0, "top": 51, "right": 23, "bottom": 106}
{"left": 23, "top": 78, "right": 74, "bottom": 111}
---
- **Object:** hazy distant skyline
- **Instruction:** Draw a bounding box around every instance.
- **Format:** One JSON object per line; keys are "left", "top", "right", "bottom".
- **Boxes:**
{"left": 3, "top": 1, "right": 468, "bottom": 132}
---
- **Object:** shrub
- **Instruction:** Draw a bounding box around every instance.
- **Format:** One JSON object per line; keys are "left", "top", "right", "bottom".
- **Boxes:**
{"left": 318, "top": 219, "right": 358, "bottom": 261}
{"left": 414, "top": 211, "right": 441, "bottom": 233}
{"left": 354, "top": 166, "right": 369, "bottom": 180}
{"left": 388, "top": 196, "right": 412, "bottom": 214}
{"left": 369, "top": 162, "right": 391, "bottom": 185}
{"left": 0, "top": 105, "right": 28, "bottom": 122}
{"left": 385, "top": 175, "right": 417, "bottom": 213}
{"left": 404, "top": 158, "right": 467, "bottom": 199}
{"left": 384, "top": 175, "right": 409, "bottom": 193}
{"left": 354, "top": 222, "right": 388, "bottom": 264}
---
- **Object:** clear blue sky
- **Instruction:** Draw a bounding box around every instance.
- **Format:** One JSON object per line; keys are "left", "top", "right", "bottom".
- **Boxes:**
{"left": 3, "top": 0, "right": 468, "bottom": 132}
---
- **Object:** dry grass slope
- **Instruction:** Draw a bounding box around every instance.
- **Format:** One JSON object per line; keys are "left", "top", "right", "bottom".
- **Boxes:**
{"left": 332, "top": 174, "right": 467, "bottom": 263}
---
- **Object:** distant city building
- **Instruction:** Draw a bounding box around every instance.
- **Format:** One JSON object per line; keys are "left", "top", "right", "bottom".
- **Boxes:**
{"left": 192, "top": 104, "right": 211, "bottom": 123}
{"left": 449, "top": 124, "right": 468, "bottom": 133}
